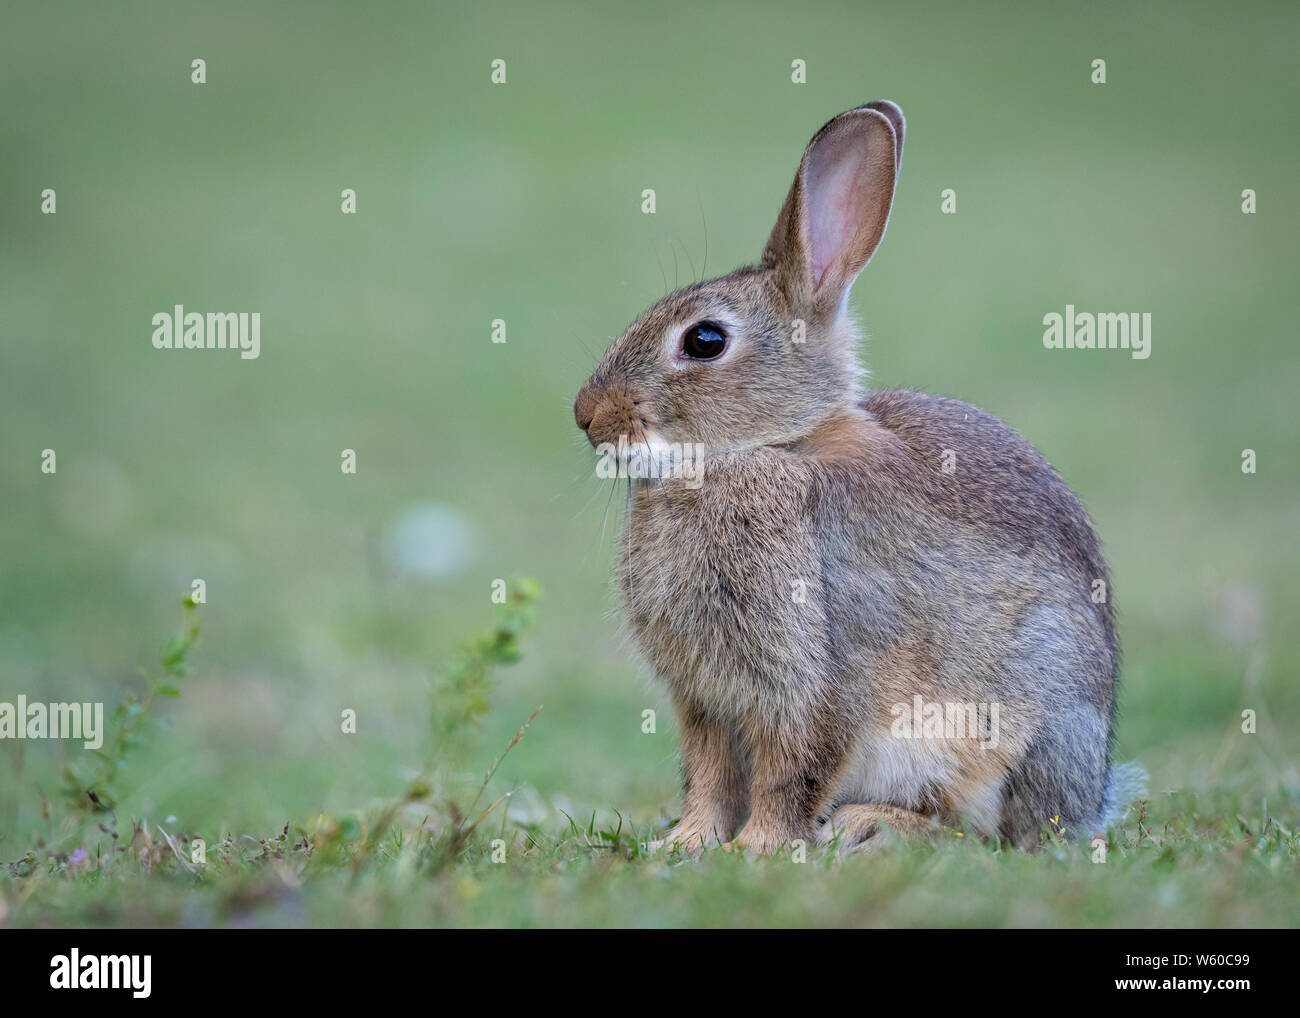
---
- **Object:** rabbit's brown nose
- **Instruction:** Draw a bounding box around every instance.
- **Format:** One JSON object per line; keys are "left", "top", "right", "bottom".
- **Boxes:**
{"left": 574, "top": 386, "right": 597, "bottom": 434}
{"left": 575, "top": 380, "right": 640, "bottom": 449}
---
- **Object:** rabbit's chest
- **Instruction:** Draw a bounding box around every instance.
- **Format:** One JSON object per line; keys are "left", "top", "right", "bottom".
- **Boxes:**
{"left": 618, "top": 469, "right": 823, "bottom": 716}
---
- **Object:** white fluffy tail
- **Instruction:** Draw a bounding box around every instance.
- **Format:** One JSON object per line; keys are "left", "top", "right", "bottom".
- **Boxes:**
{"left": 1099, "top": 760, "right": 1147, "bottom": 829}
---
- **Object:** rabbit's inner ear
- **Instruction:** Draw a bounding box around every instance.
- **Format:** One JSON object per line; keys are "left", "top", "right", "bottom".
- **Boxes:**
{"left": 807, "top": 133, "right": 878, "bottom": 289}
{"left": 802, "top": 110, "right": 898, "bottom": 311}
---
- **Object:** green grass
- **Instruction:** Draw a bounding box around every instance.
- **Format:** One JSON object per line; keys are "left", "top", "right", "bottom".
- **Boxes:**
{"left": 8, "top": 796, "right": 1300, "bottom": 929}
{"left": 3, "top": 586, "right": 1298, "bottom": 929}
{"left": 2, "top": 0, "right": 1299, "bottom": 927}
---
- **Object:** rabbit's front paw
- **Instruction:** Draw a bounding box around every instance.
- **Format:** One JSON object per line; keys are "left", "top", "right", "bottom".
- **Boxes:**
{"left": 647, "top": 821, "right": 727, "bottom": 855}
{"left": 728, "top": 821, "right": 798, "bottom": 855}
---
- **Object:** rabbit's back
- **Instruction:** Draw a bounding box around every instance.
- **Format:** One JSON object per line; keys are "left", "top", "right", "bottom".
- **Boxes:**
{"left": 860, "top": 388, "right": 1116, "bottom": 665}
{"left": 863, "top": 387, "right": 1118, "bottom": 629}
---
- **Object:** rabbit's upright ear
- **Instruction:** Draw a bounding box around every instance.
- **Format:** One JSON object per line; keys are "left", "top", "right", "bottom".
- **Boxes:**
{"left": 763, "top": 101, "right": 903, "bottom": 319}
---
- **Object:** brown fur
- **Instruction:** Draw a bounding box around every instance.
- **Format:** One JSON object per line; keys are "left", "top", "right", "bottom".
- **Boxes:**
{"left": 575, "top": 101, "right": 1133, "bottom": 854}
{"left": 818, "top": 804, "right": 939, "bottom": 851}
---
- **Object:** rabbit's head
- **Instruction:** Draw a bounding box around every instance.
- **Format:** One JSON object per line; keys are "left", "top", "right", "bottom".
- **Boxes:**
{"left": 575, "top": 101, "right": 904, "bottom": 460}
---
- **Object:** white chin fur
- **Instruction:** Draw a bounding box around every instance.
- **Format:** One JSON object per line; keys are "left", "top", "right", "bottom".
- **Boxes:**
{"left": 596, "top": 430, "right": 706, "bottom": 487}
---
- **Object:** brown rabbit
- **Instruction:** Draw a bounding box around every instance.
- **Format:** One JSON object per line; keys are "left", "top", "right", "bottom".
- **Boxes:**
{"left": 574, "top": 101, "right": 1143, "bottom": 853}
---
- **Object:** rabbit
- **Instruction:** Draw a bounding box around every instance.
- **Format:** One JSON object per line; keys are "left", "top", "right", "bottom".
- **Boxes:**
{"left": 573, "top": 100, "right": 1144, "bottom": 854}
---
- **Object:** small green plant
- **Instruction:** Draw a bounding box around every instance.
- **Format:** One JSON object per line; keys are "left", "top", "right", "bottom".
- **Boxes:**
{"left": 342, "top": 577, "right": 543, "bottom": 869}
{"left": 61, "top": 597, "right": 201, "bottom": 815}
{"left": 431, "top": 576, "right": 540, "bottom": 743}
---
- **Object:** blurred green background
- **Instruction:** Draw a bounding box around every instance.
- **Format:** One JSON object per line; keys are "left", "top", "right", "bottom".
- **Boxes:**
{"left": 2, "top": 0, "right": 1297, "bottom": 893}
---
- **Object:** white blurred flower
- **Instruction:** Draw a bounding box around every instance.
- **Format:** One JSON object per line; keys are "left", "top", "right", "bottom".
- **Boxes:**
{"left": 384, "top": 502, "right": 476, "bottom": 580}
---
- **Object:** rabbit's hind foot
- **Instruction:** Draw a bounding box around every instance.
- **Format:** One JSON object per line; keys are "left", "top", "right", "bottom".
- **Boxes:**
{"left": 815, "top": 803, "right": 939, "bottom": 854}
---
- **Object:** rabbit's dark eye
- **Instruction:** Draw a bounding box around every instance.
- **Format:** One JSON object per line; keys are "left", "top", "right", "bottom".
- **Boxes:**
{"left": 681, "top": 322, "right": 728, "bottom": 360}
